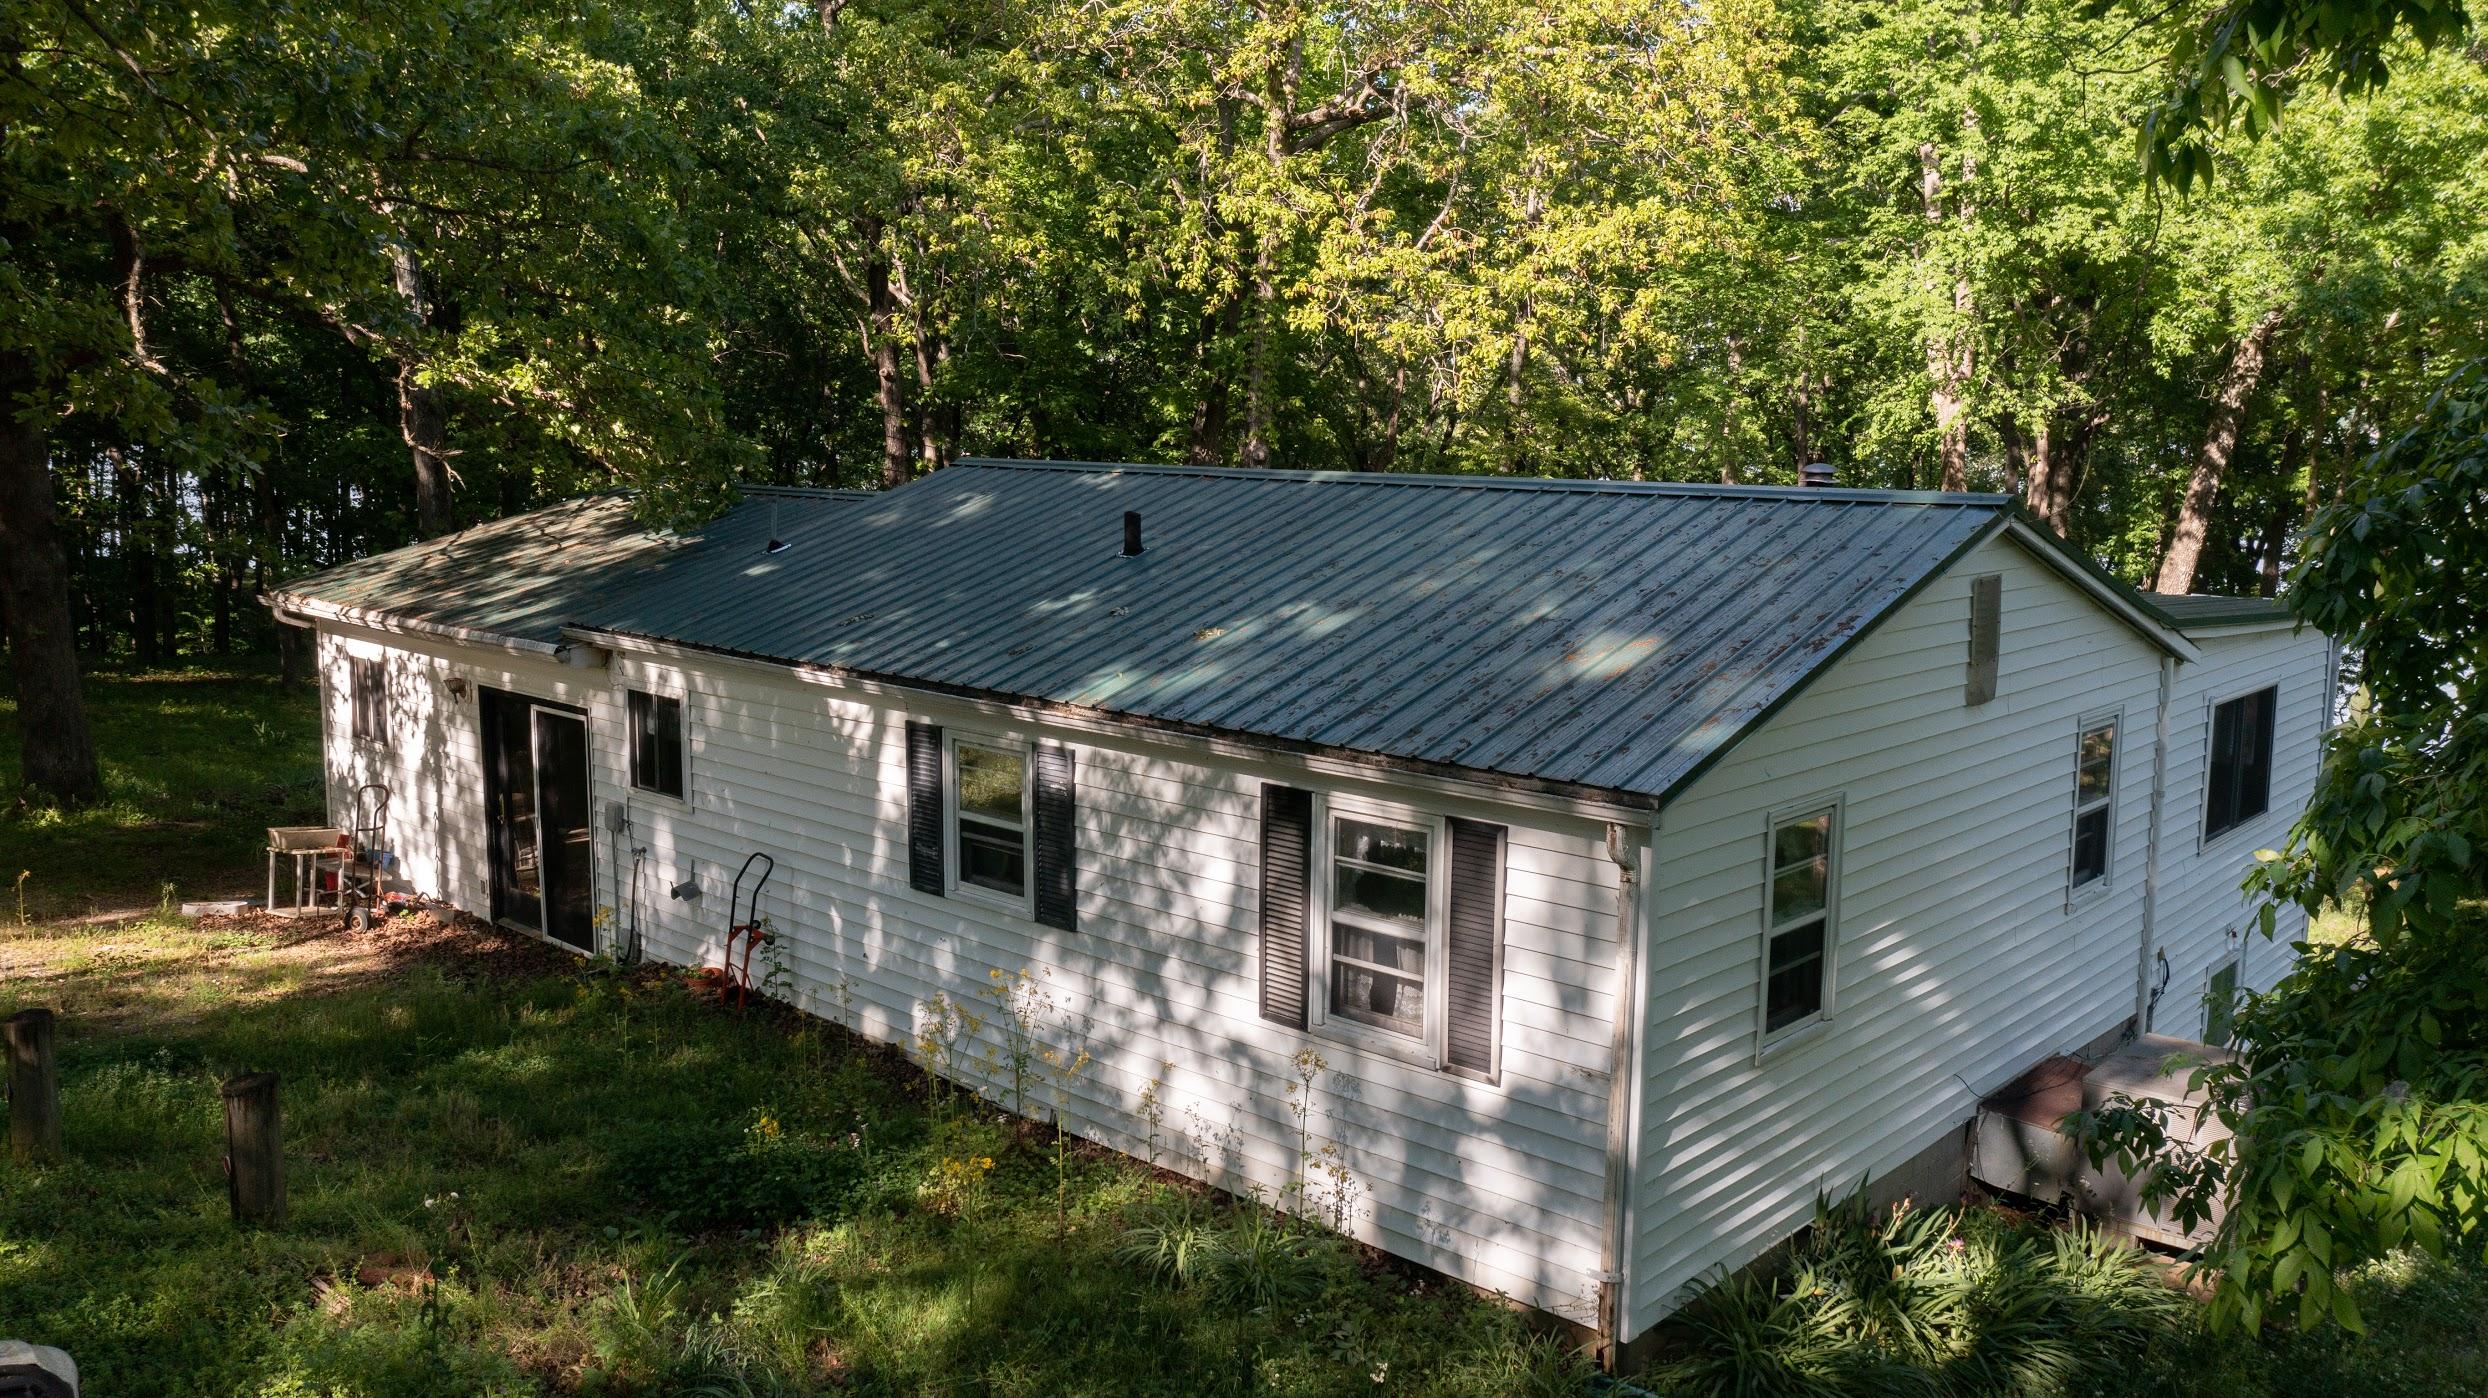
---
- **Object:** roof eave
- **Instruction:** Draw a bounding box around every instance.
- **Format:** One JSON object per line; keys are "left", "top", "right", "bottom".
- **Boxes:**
{"left": 1999, "top": 514, "right": 2201, "bottom": 662}
{"left": 266, "top": 590, "right": 601, "bottom": 665}
{"left": 563, "top": 623, "right": 1664, "bottom": 824}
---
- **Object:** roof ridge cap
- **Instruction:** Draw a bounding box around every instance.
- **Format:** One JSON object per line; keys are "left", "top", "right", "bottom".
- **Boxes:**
{"left": 950, "top": 456, "right": 2009, "bottom": 506}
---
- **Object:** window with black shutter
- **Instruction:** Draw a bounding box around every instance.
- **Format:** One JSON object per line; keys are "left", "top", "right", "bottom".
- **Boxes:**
{"left": 627, "top": 689, "right": 685, "bottom": 799}
{"left": 905, "top": 723, "right": 1076, "bottom": 928}
{"left": 351, "top": 657, "right": 386, "bottom": 744}
{"left": 2204, "top": 686, "right": 2278, "bottom": 841}
{"left": 1264, "top": 788, "right": 1506, "bottom": 1075}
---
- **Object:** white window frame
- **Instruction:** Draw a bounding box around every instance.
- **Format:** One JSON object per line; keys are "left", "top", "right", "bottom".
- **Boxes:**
{"left": 1306, "top": 791, "right": 1451, "bottom": 1071}
{"left": 2197, "top": 682, "right": 2280, "bottom": 853}
{"left": 2067, "top": 709, "right": 2121, "bottom": 906}
{"left": 622, "top": 676, "right": 692, "bottom": 807}
{"left": 943, "top": 731, "right": 1034, "bottom": 916}
{"left": 1756, "top": 794, "right": 1843, "bottom": 1059}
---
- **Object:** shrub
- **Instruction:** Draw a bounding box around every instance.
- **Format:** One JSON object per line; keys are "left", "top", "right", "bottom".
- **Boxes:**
{"left": 1648, "top": 1193, "right": 2187, "bottom": 1398}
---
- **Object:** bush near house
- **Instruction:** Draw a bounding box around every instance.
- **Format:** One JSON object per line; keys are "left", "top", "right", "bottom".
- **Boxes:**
{"left": 6, "top": 669, "right": 2488, "bottom": 1396}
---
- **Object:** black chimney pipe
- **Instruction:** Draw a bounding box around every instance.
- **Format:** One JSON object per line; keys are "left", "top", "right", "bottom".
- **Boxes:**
{"left": 1122, "top": 511, "right": 1143, "bottom": 557}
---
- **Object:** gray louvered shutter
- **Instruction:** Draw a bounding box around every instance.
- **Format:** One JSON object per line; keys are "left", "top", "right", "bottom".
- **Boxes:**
{"left": 1444, "top": 817, "right": 1507, "bottom": 1082}
{"left": 1258, "top": 784, "right": 1313, "bottom": 1030}
{"left": 1032, "top": 742, "right": 1077, "bottom": 930}
{"left": 1965, "top": 573, "right": 2002, "bottom": 706}
{"left": 905, "top": 721, "right": 944, "bottom": 895}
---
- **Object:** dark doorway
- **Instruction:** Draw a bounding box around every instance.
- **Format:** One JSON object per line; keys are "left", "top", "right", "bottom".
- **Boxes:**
{"left": 481, "top": 688, "right": 594, "bottom": 950}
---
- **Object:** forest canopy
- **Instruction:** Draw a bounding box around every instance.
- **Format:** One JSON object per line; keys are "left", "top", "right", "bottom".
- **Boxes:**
{"left": 3, "top": 0, "right": 2484, "bottom": 732}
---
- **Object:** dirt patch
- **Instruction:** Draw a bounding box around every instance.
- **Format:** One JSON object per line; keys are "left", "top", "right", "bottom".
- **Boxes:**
{"left": 193, "top": 905, "right": 583, "bottom": 983}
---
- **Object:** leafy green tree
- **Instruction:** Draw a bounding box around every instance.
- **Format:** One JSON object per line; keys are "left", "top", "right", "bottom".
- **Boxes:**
{"left": 2127, "top": 0, "right": 2478, "bottom": 189}
{"left": 2078, "top": 362, "right": 2488, "bottom": 1333}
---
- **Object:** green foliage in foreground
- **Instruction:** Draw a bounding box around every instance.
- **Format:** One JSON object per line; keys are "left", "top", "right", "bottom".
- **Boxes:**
{"left": 1648, "top": 1190, "right": 2488, "bottom": 1398}
{"left": 2078, "top": 362, "right": 2488, "bottom": 1334}
{"left": 1648, "top": 1193, "right": 2190, "bottom": 1397}
{"left": 0, "top": 931, "right": 1589, "bottom": 1396}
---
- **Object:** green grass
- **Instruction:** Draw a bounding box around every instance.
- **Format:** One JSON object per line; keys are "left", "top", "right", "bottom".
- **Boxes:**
{"left": 0, "top": 662, "right": 324, "bottom": 916}
{"left": 5, "top": 663, "right": 2487, "bottom": 1395}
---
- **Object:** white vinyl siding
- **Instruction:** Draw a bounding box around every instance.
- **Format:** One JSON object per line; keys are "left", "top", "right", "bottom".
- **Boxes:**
{"left": 1626, "top": 532, "right": 2166, "bottom": 1332}
{"left": 312, "top": 622, "right": 1624, "bottom": 1323}
{"left": 2154, "top": 626, "right": 2330, "bottom": 1014}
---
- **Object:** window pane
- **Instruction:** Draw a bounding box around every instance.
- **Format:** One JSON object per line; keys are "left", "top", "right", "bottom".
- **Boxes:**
{"left": 958, "top": 817, "right": 1026, "bottom": 895}
{"left": 2077, "top": 724, "right": 2115, "bottom": 800}
{"left": 1765, "top": 920, "right": 1826, "bottom": 1033}
{"left": 1331, "top": 962, "right": 1425, "bottom": 1037}
{"left": 1771, "top": 857, "right": 1827, "bottom": 925}
{"left": 957, "top": 744, "right": 1025, "bottom": 824}
{"left": 1334, "top": 922, "right": 1425, "bottom": 976}
{"left": 2072, "top": 806, "right": 2109, "bottom": 886}
{"left": 1337, "top": 817, "right": 1428, "bottom": 874}
{"left": 1772, "top": 814, "right": 1829, "bottom": 870}
{"left": 1334, "top": 863, "right": 1427, "bottom": 926}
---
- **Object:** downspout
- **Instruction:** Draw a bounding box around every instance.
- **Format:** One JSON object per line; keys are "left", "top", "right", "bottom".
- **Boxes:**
{"left": 2131, "top": 653, "right": 2177, "bottom": 1034}
{"left": 1597, "top": 819, "right": 1650, "bottom": 1367}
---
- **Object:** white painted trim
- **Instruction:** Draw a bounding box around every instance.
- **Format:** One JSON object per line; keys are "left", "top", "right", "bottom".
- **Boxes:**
{"left": 567, "top": 626, "right": 1654, "bottom": 825}
{"left": 1307, "top": 791, "right": 1452, "bottom": 1072}
{"left": 2000, "top": 521, "right": 2201, "bottom": 662}
{"left": 944, "top": 729, "right": 1038, "bottom": 918}
{"left": 2132, "top": 654, "right": 2177, "bottom": 1031}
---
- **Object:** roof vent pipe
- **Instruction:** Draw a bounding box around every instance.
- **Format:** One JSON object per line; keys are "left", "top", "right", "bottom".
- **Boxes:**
{"left": 1122, "top": 511, "right": 1143, "bottom": 557}
{"left": 1800, "top": 462, "right": 1837, "bottom": 489}
{"left": 764, "top": 501, "right": 788, "bottom": 554}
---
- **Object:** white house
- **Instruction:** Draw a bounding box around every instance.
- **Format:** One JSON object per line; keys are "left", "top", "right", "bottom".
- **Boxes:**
{"left": 266, "top": 459, "right": 2332, "bottom": 1355}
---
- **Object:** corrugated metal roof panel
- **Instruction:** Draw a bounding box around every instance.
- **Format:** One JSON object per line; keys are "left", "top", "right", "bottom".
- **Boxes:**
{"left": 2144, "top": 591, "right": 2295, "bottom": 631}
{"left": 277, "top": 462, "right": 2019, "bottom": 804}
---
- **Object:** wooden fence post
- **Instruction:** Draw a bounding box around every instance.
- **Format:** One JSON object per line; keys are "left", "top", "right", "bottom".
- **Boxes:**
{"left": 5, "top": 1008, "right": 60, "bottom": 1164}
{"left": 221, "top": 1072, "right": 285, "bottom": 1229}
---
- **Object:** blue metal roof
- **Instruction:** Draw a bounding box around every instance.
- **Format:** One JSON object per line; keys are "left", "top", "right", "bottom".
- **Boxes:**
{"left": 278, "top": 462, "right": 2060, "bottom": 805}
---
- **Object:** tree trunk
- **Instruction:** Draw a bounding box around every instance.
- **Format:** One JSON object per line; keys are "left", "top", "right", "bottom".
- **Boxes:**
{"left": 1918, "top": 141, "right": 1974, "bottom": 493}
{"left": 0, "top": 352, "right": 102, "bottom": 805}
{"left": 2152, "top": 308, "right": 2284, "bottom": 595}
{"left": 2020, "top": 415, "right": 2066, "bottom": 533}
{"left": 861, "top": 215, "right": 911, "bottom": 489}
{"left": 112, "top": 448, "right": 157, "bottom": 666}
{"left": 388, "top": 244, "right": 453, "bottom": 538}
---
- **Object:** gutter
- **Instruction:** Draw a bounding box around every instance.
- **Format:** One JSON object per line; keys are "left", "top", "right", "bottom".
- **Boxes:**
{"left": 267, "top": 593, "right": 608, "bottom": 668}
{"left": 2132, "top": 653, "right": 2177, "bottom": 1032}
{"left": 1596, "top": 819, "right": 1652, "bottom": 1366}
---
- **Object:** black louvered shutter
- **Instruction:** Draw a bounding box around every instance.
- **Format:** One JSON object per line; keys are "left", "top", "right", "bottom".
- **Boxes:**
{"left": 1258, "top": 784, "right": 1314, "bottom": 1030}
{"left": 1032, "top": 742, "right": 1077, "bottom": 930}
{"left": 906, "top": 721, "right": 944, "bottom": 895}
{"left": 1444, "top": 817, "right": 1507, "bottom": 1082}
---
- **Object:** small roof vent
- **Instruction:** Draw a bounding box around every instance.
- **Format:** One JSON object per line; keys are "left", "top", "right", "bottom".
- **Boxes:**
{"left": 764, "top": 502, "right": 788, "bottom": 554}
{"left": 1800, "top": 462, "right": 1837, "bottom": 489}
{"left": 1121, "top": 510, "right": 1143, "bottom": 557}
